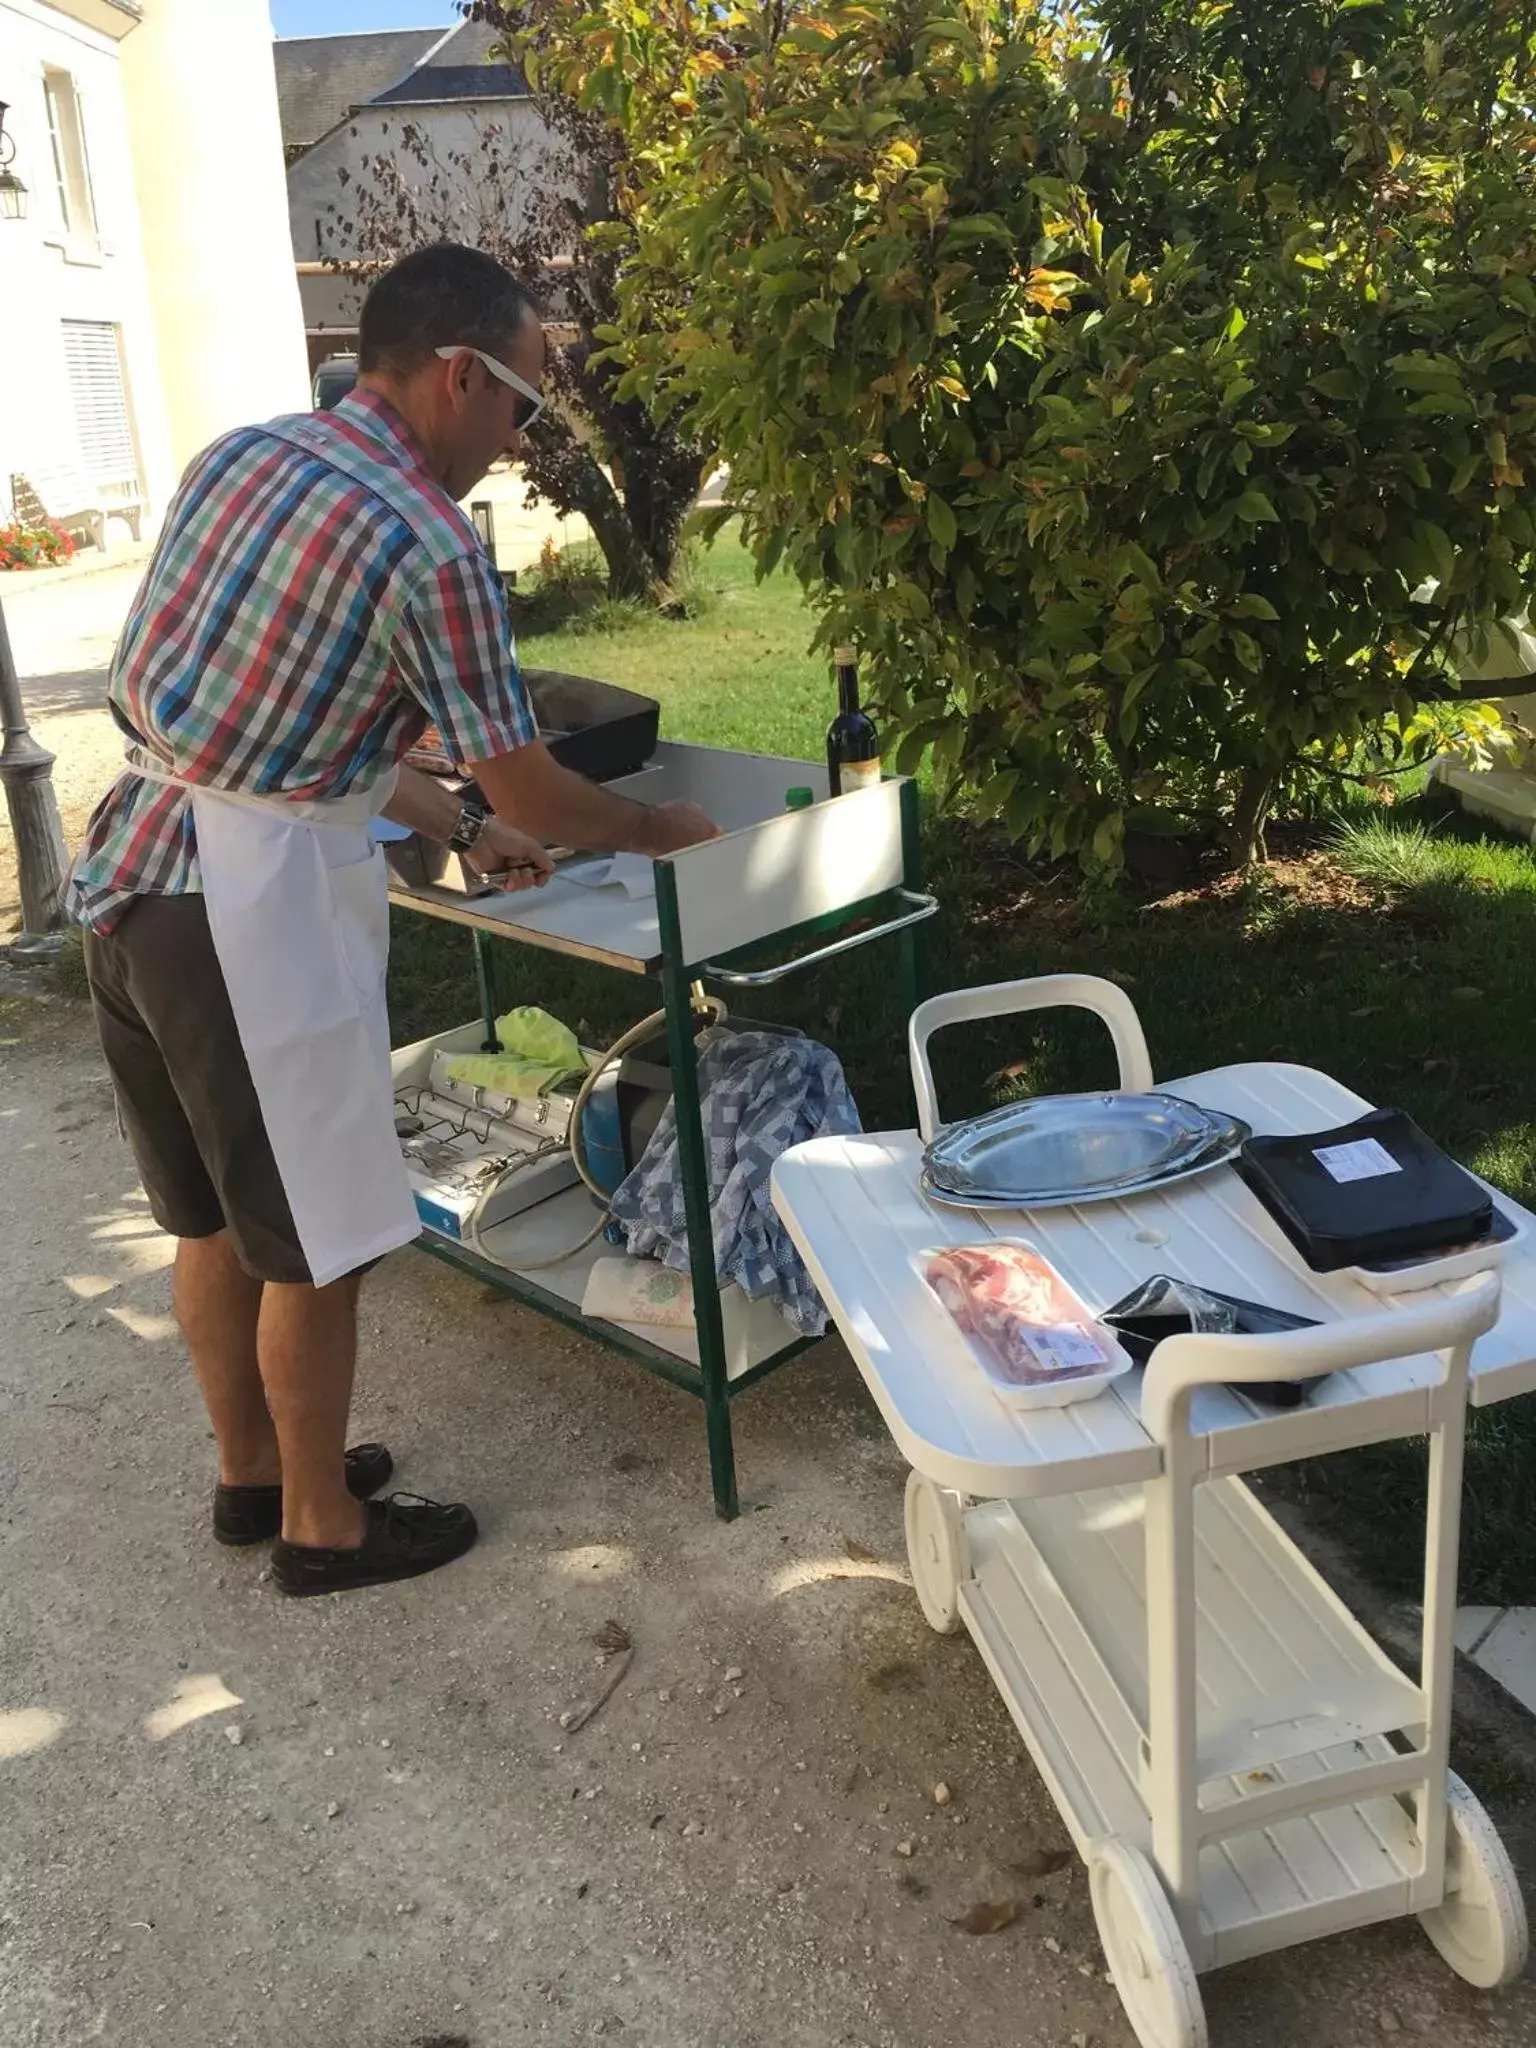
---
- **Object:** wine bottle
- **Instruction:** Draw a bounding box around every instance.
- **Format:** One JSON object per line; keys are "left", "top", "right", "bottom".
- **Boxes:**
{"left": 826, "top": 646, "right": 880, "bottom": 796}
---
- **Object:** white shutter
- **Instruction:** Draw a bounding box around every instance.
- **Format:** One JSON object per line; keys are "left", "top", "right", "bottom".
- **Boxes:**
{"left": 61, "top": 321, "right": 138, "bottom": 487}
{"left": 42, "top": 73, "right": 73, "bottom": 232}
{"left": 73, "top": 86, "right": 110, "bottom": 254}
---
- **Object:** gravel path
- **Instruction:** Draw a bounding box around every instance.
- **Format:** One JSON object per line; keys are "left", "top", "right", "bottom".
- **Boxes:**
{"left": 1, "top": 987, "right": 1533, "bottom": 2047}
{"left": 3, "top": 514, "right": 1533, "bottom": 2047}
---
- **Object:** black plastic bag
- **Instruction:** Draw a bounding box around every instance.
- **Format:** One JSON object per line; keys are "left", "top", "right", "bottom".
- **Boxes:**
{"left": 1102, "top": 1276, "right": 1322, "bottom": 1409}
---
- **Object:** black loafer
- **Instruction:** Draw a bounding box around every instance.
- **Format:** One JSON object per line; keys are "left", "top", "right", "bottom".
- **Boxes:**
{"left": 271, "top": 1493, "right": 479, "bottom": 1597}
{"left": 213, "top": 1443, "right": 394, "bottom": 1546}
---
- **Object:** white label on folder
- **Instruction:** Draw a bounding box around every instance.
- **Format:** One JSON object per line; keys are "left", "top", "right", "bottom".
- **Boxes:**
{"left": 1314, "top": 1137, "right": 1402, "bottom": 1184}
{"left": 1021, "top": 1322, "right": 1111, "bottom": 1374}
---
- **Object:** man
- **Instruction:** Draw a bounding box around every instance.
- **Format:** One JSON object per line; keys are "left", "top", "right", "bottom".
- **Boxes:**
{"left": 69, "top": 244, "right": 718, "bottom": 1597}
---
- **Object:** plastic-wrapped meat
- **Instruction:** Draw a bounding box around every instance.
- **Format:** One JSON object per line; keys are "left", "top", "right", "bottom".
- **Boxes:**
{"left": 925, "top": 1242, "right": 1113, "bottom": 1387}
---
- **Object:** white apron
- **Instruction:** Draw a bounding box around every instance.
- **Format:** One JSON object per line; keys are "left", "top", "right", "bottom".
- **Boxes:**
{"left": 129, "top": 751, "right": 420, "bottom": 1286}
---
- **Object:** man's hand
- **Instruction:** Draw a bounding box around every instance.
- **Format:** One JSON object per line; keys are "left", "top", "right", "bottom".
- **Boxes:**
{"left": 464, "top": 818, "right": 555, "bottom": 891}
{"left": 632, "top": 800, "right": 723, "bottom": 856}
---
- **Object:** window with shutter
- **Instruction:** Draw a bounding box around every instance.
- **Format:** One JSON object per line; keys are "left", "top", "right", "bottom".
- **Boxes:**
{"left": 61, "top": 322, "right": 139, "bottom": 488}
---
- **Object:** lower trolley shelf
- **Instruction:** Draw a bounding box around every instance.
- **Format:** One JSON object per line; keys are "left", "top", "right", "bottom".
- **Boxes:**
{"left": 959, "top": 1482, "right": 1435, "bottom": 1970}
{"left": 1004, "top": 1477, "right": 1425, "bottom": 1787}
{"left": 392, "top": 1019, "right": 794, "bottom": 1383}
{"left": 467, "top": 1191, "right": 793, "bottom": 1381}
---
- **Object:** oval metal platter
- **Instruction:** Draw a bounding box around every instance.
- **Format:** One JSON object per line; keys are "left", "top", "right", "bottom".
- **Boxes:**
{"left": 921, "top": 1091, "right": 1251, "bottom": 1211}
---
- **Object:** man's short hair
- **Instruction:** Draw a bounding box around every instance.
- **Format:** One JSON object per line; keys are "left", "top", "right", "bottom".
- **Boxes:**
{"left": 357, "top": 244, "right": 541, "bottom": 377}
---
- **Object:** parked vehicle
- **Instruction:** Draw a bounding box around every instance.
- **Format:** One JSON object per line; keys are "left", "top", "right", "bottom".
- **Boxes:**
{"left": 311, "top": 355, "right": 358, "bottom": 411}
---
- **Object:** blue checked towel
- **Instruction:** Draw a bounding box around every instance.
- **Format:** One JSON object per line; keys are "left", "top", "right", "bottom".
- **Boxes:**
{"left": 609, "top": 1029, "right": 861, "bottom": 1336}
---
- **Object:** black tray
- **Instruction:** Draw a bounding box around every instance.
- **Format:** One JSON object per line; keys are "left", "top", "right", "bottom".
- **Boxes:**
{"left": 1239, "top": 1107, "right": 1492, "bottom": 1273}
{"left": 523, "top": 668, "right": 660, "bottom": 783}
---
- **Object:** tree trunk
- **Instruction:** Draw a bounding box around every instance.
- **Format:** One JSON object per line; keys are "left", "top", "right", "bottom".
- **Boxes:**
{"left": 632, "top": 493, "right": 690, "bottom": 587}
{"left": 550, "top": 446, "right": 657, "bottom": 600}
{"left": 619, "top": 462, "right": 694, "bottom": 587}
{"left": 1225, "top": 768, "right": 1278, "bottom": 868}
{"left": 584, "top": 493, "right": 657, "bottom": 601}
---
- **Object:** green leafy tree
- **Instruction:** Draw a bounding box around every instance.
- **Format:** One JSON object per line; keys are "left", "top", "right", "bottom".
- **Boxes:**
{"left": 509, "top": 0, "right": 1535, "bottom": 869}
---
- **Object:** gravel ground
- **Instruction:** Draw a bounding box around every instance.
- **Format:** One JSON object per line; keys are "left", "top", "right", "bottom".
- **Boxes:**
{"left": 2, "top": 987, "right": 1534, "bottom": 2048}
{"left": 3, "top": 508, "right": 1534, "bottom": 2048}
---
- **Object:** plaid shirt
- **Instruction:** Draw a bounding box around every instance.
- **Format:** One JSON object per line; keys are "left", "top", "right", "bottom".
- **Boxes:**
{"left": 68, "top": 389, "right": 535, "bottom": 934}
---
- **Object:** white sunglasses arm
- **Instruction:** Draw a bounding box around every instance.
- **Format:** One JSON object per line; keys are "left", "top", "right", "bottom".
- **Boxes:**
{"left": 433, "top": 343, "right": 543, "bottom": 412}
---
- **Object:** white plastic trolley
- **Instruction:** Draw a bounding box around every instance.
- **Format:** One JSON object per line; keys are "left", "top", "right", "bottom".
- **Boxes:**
{"left": 772, "top": 975, "right": 1535, "bottom": 2048}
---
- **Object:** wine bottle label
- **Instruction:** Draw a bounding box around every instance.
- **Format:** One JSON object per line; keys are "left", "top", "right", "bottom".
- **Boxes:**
{"left": 838, "top": 758, "right": 882, "bottom": 792}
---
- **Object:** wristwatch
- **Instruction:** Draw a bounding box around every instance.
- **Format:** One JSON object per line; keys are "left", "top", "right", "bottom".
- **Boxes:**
{"left": 447, "top": 797, "right": 491, "bottom": 855}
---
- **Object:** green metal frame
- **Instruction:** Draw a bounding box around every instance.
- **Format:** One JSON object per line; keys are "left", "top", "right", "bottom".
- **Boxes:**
{"left": 399, "top": 776, "right": 928, "bottom": 1519}
{"left": 654, "top": 857, "right": 743, "bottom": 1516}
{"left": 472, "top": 926, "right": 500, "bottom": 1048}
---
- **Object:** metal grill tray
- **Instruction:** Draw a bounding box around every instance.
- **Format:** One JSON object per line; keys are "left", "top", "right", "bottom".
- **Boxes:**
{"left": 921, "top": 1091, "right": 1250, "bottom": 1211}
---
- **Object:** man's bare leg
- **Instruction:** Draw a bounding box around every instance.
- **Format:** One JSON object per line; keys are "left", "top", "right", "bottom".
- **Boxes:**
{"left": 258, "top": 1273, "right": 367, "bottom": 1548}
{"left": 173, "top": 1232, "right": 278, "bottom": 1486}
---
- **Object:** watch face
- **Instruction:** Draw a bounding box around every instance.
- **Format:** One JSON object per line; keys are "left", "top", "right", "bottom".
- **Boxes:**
{"left": 451, "top": 803, "right": 487, "bottom": 851}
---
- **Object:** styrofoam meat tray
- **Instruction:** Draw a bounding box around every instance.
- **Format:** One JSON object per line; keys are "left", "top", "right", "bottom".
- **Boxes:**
{"left": 916, "top": 1238, "right": 1134, "bottom": 1412}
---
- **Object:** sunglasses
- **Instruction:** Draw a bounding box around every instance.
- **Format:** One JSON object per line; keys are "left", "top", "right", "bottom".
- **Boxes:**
{"left": 434, "top": 344, "right": 547, "bottom": 431}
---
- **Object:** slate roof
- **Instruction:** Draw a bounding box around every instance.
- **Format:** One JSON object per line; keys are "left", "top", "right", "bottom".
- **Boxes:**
{"left": 372, "top": 62, "right": 528, "bottom": 104}
{"left": 373, "top": 19, "right": 528, "bottom": 103}
{"left": 276, "top": 21, "right": 527, "bottom": 158}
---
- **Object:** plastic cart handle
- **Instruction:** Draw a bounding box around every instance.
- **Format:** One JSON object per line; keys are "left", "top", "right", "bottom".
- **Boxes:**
{"left": 907, "top": 973, "right": 1154, "bottom": 1144}
{"left": 1142, "top": 1269, "right": 1502, "bottom": 1442}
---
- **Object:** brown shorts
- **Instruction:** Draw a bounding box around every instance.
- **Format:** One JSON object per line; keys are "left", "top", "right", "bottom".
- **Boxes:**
{"left": 84, "top": 892, "right": 313, "bottom": 1284}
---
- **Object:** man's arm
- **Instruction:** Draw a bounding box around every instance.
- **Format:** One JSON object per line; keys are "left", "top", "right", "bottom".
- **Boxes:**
{"left": 382, "top": 763, "right": 468, "bottom": 841}
{"left": 467, "top": 739, "right": 718, "bottom": 857}
{"left": 384, "top": 763, "right": 554, "bottom": 885}
{"left": 388, "top": 552, "right": 717, "bottom": 858}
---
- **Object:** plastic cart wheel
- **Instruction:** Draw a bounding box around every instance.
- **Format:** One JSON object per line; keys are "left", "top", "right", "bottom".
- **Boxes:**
{"left": 1418, "top": 1772, "right": 1529, "bottom": 1989}
{"left": 1089, "top": 1840, "right": 1208, "bottom": 2048}
{"left": 904, "top": 1472, "right": 966, "bottom": 1634}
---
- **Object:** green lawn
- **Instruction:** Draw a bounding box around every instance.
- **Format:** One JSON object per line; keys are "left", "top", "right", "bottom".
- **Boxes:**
{"left": 513, "top": 536, "right": 833, "bottom": 760}
{"left": 390, "top": 530, "right": 1536, "bottom": 1606}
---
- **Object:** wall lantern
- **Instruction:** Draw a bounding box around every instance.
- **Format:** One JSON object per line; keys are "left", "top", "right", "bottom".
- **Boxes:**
{"left": 0, "top": 102, "right": 28, "bottom": 222}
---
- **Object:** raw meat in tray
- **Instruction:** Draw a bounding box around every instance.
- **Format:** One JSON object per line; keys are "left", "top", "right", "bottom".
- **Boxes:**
{"left": 923, "top": 1241, "right": 1127, "bottom": 1394}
